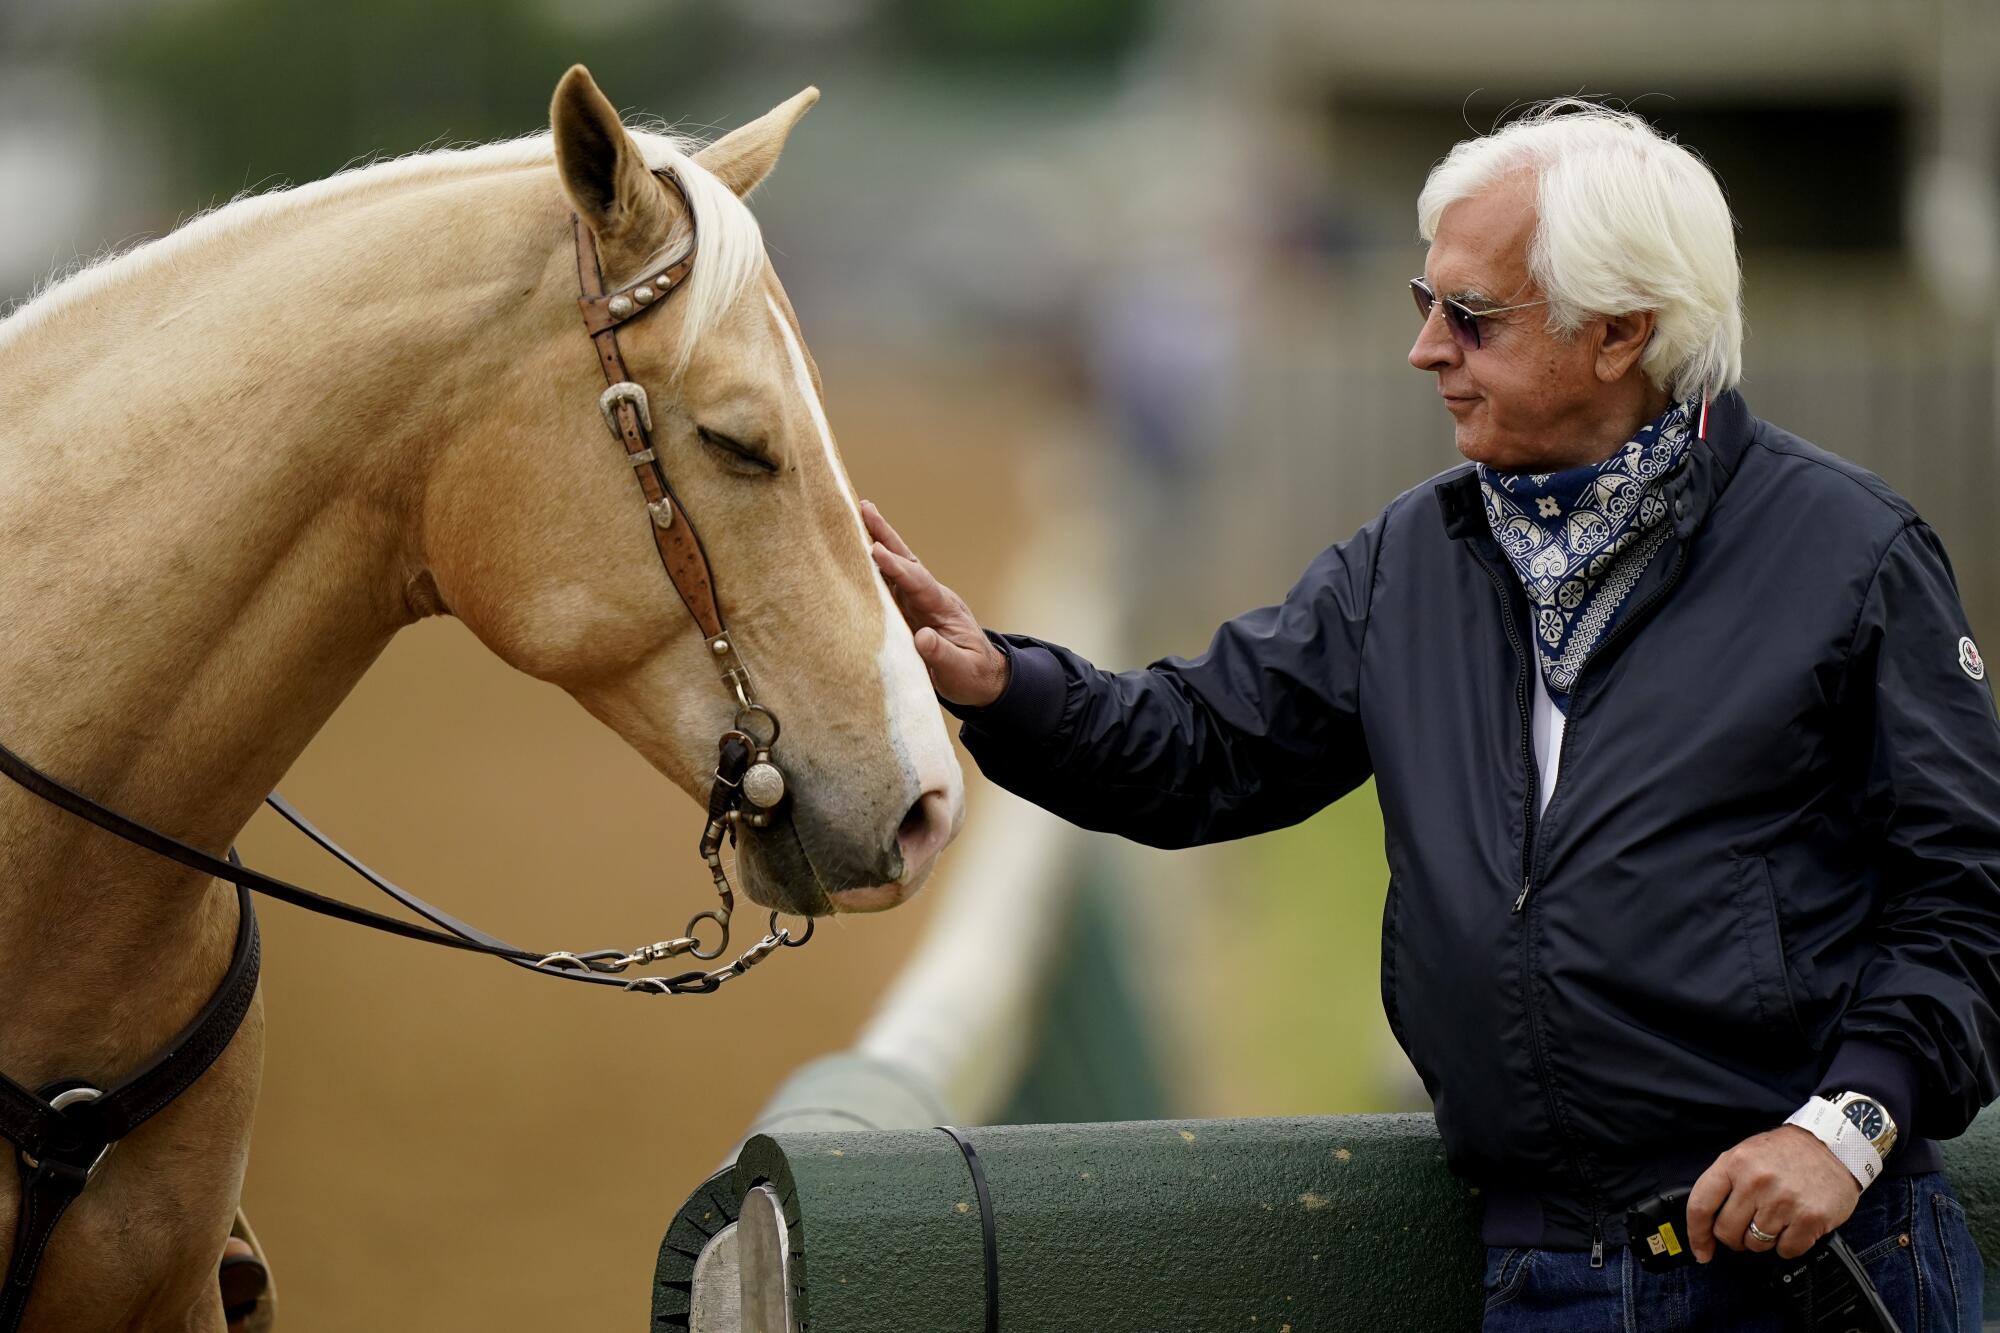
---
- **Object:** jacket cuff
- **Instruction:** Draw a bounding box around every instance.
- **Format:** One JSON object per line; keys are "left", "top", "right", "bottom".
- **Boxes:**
{"left": 1817, "top": 1038, "right": 1921, "bottom": 1154}
{"left": 941, "top": 632, "right": 1067, "bottom": 738}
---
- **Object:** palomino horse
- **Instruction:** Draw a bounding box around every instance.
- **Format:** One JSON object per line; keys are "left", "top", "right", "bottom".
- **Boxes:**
{"left": 0, "top": 65, "right": 964, "bottom": 1329}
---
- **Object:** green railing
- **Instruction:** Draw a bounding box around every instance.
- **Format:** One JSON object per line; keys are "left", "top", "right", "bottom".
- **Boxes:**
{"left": 661, "top": 1107, "right": 2000, "bottom": 1331}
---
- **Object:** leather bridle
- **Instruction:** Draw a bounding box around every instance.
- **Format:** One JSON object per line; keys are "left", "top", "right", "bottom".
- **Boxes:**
{"left": 557, "top": 164, "right": 811, "bottom": 992}
{"left": 0, "top": 164, "right": 807, "bottom": 1328}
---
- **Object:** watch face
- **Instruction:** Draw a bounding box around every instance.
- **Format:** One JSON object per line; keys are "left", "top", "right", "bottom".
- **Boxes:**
{"left": 1844, "top": 1099, "right": 1886, "bottom": 1141}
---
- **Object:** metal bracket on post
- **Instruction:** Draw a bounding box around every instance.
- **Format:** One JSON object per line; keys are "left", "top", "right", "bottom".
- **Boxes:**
{"left": 736, "top": 1183, "right": 795, "bottom": 1333}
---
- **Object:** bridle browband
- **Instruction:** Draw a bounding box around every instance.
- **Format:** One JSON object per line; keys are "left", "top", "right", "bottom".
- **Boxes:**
{"left": 0, "top": 159, "right": 806, "bottom": 1333}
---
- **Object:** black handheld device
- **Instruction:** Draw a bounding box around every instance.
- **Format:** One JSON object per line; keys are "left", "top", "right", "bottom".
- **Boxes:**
{"left": 1769, "top": 1232, "right": 1902, "bottom": 1333}
{"left": 1627, "top": 1186, "right": 1697, "bottom": 1273}
{"left": 1623, "top": 1186, "right": 1902, "bottom": 1332}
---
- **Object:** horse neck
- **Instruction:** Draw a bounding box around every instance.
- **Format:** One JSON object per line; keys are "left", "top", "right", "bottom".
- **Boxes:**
{"left": 0, "top": 166, "right": 560, "bottom": 1076}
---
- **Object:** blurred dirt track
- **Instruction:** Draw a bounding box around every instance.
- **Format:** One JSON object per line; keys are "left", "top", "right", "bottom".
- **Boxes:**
{"left": 234, "top": 358, "right": 1035, "bottom": 1331}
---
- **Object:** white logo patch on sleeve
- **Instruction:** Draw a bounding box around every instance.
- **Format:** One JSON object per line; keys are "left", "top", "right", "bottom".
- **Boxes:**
{"left": 1961, "top": 636, "right": 1986, "bottom": 681}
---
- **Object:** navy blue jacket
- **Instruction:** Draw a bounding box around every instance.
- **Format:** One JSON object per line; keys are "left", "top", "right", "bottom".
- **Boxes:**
{"left": 951, "top": 392, "right": 2000, "bottom": 1250}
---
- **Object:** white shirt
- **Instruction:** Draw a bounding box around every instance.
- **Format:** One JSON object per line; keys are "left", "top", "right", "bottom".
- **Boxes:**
{"left": 1531, "top": 667, "right": 1565, "bottom": 816}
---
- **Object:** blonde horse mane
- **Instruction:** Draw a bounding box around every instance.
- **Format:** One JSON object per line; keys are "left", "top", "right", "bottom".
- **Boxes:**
{"left": 0, "top": 124, "right": 768, "bottom": 368}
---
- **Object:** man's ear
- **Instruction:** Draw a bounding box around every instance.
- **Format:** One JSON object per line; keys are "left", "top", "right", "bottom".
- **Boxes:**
{"left": 551, "top": 65, "right": 664, "bottom": 240}
{"left": 1595, "top": 308, "right": 1657, "bottom": 384}
{"left": 694, "top": 88, "right": 820, "bottom": 199}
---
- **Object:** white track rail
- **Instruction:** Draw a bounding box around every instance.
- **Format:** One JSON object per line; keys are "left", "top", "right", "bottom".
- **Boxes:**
{"left": 688, "top": 461, "right": 1118, "bottom": 1331}
{"left": 748, "top": 461, "right": 1117, "bottom": 1137}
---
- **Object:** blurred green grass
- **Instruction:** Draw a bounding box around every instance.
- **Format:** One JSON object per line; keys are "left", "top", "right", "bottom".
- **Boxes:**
{"left": 1232, "top": 780, "right": 1408, "bottom": 1114}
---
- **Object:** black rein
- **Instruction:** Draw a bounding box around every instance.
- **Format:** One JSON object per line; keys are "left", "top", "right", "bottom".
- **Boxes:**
{"left": 0, "top": 735, "right": 734, "bottom": 995}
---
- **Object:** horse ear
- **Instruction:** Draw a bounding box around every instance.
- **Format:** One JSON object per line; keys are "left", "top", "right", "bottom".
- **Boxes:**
{"left": 550, "top": 65, "right": 659, "bottom": 237}
{"left": 695, "top": 88, "right": 820, "bottom": 199}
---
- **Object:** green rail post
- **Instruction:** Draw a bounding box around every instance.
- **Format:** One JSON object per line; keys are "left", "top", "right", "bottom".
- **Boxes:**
{"left": 732, "top": 1114, "right": 1481, "bottom": 1331}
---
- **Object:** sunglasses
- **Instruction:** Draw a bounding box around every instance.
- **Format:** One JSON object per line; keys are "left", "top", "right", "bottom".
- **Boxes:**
{"left": 1409, "top": 277, "right": 1549, "bottom": 350}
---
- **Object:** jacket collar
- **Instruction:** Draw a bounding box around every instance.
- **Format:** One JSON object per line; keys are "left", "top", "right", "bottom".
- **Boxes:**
{"left": 1437, "top": 389, "right": 1753, "bottom": 544}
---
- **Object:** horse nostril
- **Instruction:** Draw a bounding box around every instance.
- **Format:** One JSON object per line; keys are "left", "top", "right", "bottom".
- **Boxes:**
{"left": 892, "top": 790, "right": 951, "bottom": 878}
{"left": 897, "top": 796, "right": 931, "bottom": 848}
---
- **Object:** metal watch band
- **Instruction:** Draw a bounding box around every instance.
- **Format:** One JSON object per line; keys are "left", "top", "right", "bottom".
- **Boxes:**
{"left": 1786, "top": 1097, "right": 1883, "bottom": 1188}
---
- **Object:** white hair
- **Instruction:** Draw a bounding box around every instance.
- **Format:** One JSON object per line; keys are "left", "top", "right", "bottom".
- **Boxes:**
{"left": 0, "top": 126, "right": 766, "bottom": 369}
{"left": 1417, "top": 100, "right": 1743, "bottom": 402}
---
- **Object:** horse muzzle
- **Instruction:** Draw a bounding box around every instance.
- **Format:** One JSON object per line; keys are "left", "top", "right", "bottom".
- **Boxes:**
{"left": 732, "top": 780, "right": 961, "bottom": 917}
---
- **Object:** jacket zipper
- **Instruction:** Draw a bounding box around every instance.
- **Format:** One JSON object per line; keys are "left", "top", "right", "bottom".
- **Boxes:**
{"left": 1472, "top": 550, "right": 1607, "bottom": 1258}
{"left": 1473, "top": 538, "right": 1690, "bottom": 1266}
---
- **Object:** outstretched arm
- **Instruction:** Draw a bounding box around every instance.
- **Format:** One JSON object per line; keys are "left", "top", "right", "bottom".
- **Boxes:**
{"left": 865, "top": 499, "right": 1378, "bottom": 848}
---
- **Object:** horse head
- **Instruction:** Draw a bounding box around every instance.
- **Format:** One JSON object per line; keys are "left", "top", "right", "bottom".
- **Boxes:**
{"left": 420, "top": 68, "right": 964, "bottom": 919}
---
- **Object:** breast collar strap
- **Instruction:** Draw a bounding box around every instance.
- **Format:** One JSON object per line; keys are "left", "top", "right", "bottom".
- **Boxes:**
{"left": 0, "top": 872, "right": 259, "bottom": 1333}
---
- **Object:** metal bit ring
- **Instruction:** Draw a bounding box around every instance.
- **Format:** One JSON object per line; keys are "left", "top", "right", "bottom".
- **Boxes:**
{"left": 685, "top": 909, "right": 730, "bottom": 960}
{"left": 733, "top": 704, "right": 780, "bottom": 748}
{"left": 771, "top": 911, "right": 815, "bottom": 947}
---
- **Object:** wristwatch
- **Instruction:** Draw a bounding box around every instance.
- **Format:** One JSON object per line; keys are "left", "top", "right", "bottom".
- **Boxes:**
{"left": 1786, "top": 1092, "right": 1898, "bottom": 1188}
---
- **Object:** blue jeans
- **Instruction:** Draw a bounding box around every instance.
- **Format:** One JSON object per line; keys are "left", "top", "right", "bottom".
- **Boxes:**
{"left": 1481, "top": 1172, "right": 1984, "bottom": 1332}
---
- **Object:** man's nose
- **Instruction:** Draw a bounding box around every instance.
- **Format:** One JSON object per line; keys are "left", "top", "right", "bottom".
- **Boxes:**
{"left": 1408, "top": 303, "right": 1461, "bottom": 373}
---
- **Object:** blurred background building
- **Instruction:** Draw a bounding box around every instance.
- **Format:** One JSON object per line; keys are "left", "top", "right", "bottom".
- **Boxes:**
{"left": 1, "top": 0, "right": 1993, "bottom": 1327}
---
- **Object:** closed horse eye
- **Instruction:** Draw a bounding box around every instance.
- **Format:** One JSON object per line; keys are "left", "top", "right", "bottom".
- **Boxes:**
{"left": 696, "top": 425, "right": 777, "bottom": 474}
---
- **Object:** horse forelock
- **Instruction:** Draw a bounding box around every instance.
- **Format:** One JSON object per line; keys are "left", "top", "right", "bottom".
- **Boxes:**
{"left": 0, "top": 125, "right": 769, "bottom": 368}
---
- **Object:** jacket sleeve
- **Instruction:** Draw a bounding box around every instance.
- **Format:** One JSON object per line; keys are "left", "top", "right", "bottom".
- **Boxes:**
{"left": 1826, "top": 521, "right": 2000, "bottom": 1142}
{"left": 946, "top": 510, "right": 1383, "bottom": 848}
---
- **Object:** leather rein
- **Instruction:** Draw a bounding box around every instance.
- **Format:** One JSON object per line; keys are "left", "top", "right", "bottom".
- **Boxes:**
{"left": 0, "top": 166, "right": 804, "bottom": 1327}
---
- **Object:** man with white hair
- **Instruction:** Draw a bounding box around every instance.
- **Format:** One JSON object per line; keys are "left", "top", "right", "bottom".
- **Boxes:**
{"left": 867, "top": 101, "right": 2000, "bottom": 1327}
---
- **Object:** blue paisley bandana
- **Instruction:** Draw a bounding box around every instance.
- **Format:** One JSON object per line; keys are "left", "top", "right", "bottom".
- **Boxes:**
{"left": 1478, "top": 399, "right": 1696, "bottom": 711}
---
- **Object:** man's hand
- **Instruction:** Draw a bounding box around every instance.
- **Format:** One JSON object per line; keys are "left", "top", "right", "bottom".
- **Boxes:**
{"left": 1685, "top": 1125, "right": 1861, "bottom": 1262}
{"left": 862, "top": 499, "right": 1010, "bottom": 709}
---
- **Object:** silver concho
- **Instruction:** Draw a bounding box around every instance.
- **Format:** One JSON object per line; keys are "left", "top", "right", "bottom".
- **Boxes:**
{"left": 741, "top": 762, "right": 787, "bottom": 809}
{"left": 608, "top": 294, "right": 635, "bottom": 318}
